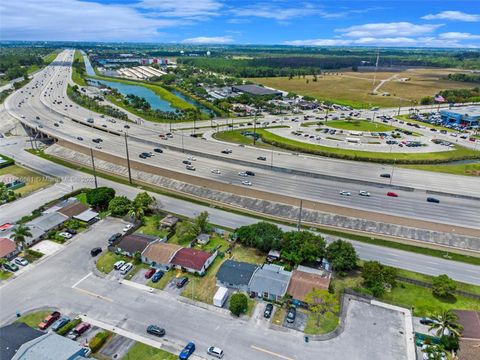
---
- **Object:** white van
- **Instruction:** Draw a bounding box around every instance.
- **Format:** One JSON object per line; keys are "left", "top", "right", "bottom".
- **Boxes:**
{"left": 120, "top": 263, "right": 133, "bottom": 275}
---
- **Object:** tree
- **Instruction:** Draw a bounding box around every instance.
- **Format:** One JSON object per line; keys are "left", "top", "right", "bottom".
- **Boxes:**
{"left": 429, "top": 310, "right": 463, "bottom": 339}
{"left": 304, "top": 289, "right": 339, "bottom": 327}
{"left": 86, "top": 187, "right": 115, "bottom": 210}
{"left": 108, "top": 196, "right": 132, "bottom": 216}
{"left": 432, "top": 274, "right": 457, "bottom": 298}
{"left": 133, "top": 251, "right": 142, "bottom": 265}
{"left": 127, "top": 203, "right": 145, "bottom": 224}
{"left": 176, "top": 220, "right": 197, "bottom": 244}
{"left": 361, "top": 261, "right": 397, "bottom": 297}
{"left": 281, "top": 231, "right": 325, "bottom": 266}
{"left": 193, "top": 211, "right": 212, "bottom": 235}
{"left": 229, "top": 293, "right": 248, "bottom": 316}
{"left": 11, "top": 224, "right": 32, "bottom": 251}
{"left": 133, "top": 192, "right": 155, "bottom": 212}
{"left": 422, "top": 344, "right": 447, "bottom": 360}
{"left": 325, "top": 240, "right": 358, "bottom": 272}
{"left": 235, "top": 222, "right": 283, "bottom": 252}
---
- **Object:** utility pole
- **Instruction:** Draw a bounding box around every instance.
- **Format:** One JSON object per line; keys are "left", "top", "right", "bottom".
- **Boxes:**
{"left": 253, "top": 113, "right": 257, "bottom": 146}
{"left": 389, "top": 158, "right": 396, "bottom": 186}
{"left": 124, "top": 133, "right": 132, "bottom": 184}
{"left": 169, "top": 119, "right": 172, "bottom": 133}
{"left": 181, "top": 130, "right": 185, "bottom": 153}
{"left": 90, "top": 148, "right": 98, "bottom": 188}
{"left": 297, "top": 199, "right": 303, "bottom": 230}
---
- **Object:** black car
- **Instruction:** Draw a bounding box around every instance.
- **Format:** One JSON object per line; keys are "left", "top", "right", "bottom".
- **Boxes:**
{"left": 427, "top": 197, "right": 440, "bottom": 204}
{"left": 90, "top": 247, "right": 102, "bottom": 257}
{"left": 420, "top": 317, "right": 435, "bottom": 325}
{"left": 65, "top": 229, "right": 77, "bottom": 235}
{"left": 257, "top": 156, "right": 266, "bottom": 161}
{"left": 146, "top": 325, "right": 165, "bottom": 337}
{"left": 176, "top": 277, "right": 188, "bottom": 288}
{"left": 380, "top": 173, "right": 391, "bottom": 178}
{"left": 154, "top": 148, "right": 163, "bottom": 153}
{"left": 183, "top": 160, "right": 191, "bottom": 165}
{"left": 108, "top": 233, "right": 122, "bottom": 244}
{"left": 264, "top": 303, "right": 273, "bottom": 318}
{"left": 286, "top": 307, "right": 296, "bottom": 323}
{"left": 124, "top": 124, "right": 130, "bottom": 129}
{"left": 245, "top": 171, "right": 255, "bottom": 176}
{"left": 139, "top": 154, "right": 147, "bottom": 159}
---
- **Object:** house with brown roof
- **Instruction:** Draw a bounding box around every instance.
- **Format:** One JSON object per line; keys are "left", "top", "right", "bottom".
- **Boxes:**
{"left": 160, "top": 215, "right": 179, "bottom": 229}
{"left": 0, "top": 237, "right": 18, "bottom": 260}
{"left": 142, "top": 242, "right": 182, "bottom": 271}
{"left": 57, "top": 201, "right": 89, "bottom": 218}
{"left": 115, "top": 234, "right": 157, "bottom": 257}
{"left": 170, "top": 247, "right": 217, "bottom": 276}
{"left": 287, "top": 265, "right": 331, "bottom": 304}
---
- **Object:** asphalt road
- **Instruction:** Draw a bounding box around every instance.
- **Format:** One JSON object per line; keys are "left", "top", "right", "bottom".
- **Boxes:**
{"left": 4, "top": 50, "right": 480, "bottom": 230}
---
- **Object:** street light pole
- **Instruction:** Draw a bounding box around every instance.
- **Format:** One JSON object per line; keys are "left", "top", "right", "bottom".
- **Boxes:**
{"left": 90, "top": 148, "right": 98, "bottom": 188}
{"left": 124, "top": 133, "right": 132, "bottom": 184}
{"left": 253, "top": 113, "right": 257, "bottom": 146}
{"left": 270, "top": 149, "right": 274, "bottom": 169}
{"left": 389, "top": 158, "right": 396, "bottom": 186}
{"left": 297, "top": 199, "right": 303, "bottom": 230}
{"left": 181, "top": 130, "right": 185, "bottom": 153}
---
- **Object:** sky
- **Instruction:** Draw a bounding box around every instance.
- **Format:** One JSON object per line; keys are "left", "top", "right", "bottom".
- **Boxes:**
{"left": 1, "top": 0, "right": 480, "bottom": 48}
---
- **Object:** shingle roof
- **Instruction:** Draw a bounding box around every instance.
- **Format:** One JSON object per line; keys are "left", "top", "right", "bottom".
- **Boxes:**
{"left": 287, "top": 268, "right": 331, "bottom": 302}
{"left": 0, "top": 237, "right": 17, "bottom": 258}
{"left": 142, "top": 242, "right": 182, "bottom": 264}
{"left": 27, "top": 212, "right": 68, "bottom": 232}
{"left": 0, "top": 323, "right": 43, "bottom": 360}
{"left": 217, "top": 260, "right": 258, "bottom": 286}
{"left": 57, "top": 202, "right": 88, "bottom": 218}
{"left": 171, "top": 248, "right": 213, "bottom": 271}
{"left": 117, "top": 234, "right": 157, "bottom": 254}
{"left": 248, "top": 264, "right": 292, "bottom": 297}
{"left": 454, "top": 310, "right": 480, "bottom": 340}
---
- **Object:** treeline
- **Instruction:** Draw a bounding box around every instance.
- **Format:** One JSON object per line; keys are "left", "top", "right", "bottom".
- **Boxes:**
{"left": 421, "top": 87, "right": 480, "bottom": 104}
{"left": 446, "top": 73, "right": 480, "bottom": 83}
{"left": 0, "top": 48, "right": 54, "bottom": 80}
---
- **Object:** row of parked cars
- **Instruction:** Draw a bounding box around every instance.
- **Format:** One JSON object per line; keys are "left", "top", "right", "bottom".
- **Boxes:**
{"left": 37, "top": 310, "right": 91, "bottom": 341}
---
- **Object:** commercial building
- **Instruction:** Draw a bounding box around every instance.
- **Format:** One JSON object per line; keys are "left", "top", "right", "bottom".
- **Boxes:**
{"left": 232, "top": 85, "right": 282, "bottom": 97}
{"left": 440, "top": 106, "right": 480, "bottom": 127}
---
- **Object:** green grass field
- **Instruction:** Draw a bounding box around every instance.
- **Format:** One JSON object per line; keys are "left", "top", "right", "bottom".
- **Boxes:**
{"left": 72, "top": 50, "right": 87, "bottom": 86}
{"left": 96, "top": 252, "right": 127, "bottom": 274}
{"left": 400, "top": 163, "right": 480, "bottom": 176}
{"left": 0, "top": 164, "right": 54, "bottom": 196}
{"left": 305, "top": 311, "right": 339, "bottom": 335}
{"left": 136, "top": 215, "right": 171, "bottom": 238}
{"left": 326, "top": 119, "right": 396, "bottom": 132}
{"left": 16, "top": 310, "right": 51, "bottom": 328}
{"left": 123, "top": 342, "right": 177, "bottom": 360}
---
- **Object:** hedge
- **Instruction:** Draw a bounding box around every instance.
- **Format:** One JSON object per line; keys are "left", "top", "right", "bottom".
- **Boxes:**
{"left": 88, "top": 331, "right": 111, "bottom": 353}
{"left": 57, "top": 318, "right": 81, "bottom": 336}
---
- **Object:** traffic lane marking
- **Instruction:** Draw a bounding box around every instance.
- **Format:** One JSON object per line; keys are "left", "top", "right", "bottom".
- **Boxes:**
{"left": 251, "top": 345, "right": 295, "bottom": 360}
{"left": 73, "top": 287, "right": 113, "bottom": 302}
{"left": 72, "top": 272, "right": 92, "bottom": 288}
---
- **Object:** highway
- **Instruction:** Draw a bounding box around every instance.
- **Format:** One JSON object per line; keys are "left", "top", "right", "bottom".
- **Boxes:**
{"left": 4, "top": 50, "right": 480, "bottom": 231}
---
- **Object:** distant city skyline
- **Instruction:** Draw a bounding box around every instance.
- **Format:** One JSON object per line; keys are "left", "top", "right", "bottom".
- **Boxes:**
{"left": 1, "top": 1, "right": 479, "bottom": 48}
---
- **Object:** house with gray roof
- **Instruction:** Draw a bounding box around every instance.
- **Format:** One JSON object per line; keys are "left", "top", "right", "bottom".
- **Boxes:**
{"left": 28, "top": 212, "right": 68, "bottom": 232}
{"left": 0, "top": 323, "right": 43, "bottom": 360}
{"left": 216, "top": 260, "right": 258, "bottom": 292}
{"left": 11, "top": 331, "right": 90, "bottom": 360}
{"left": 248, "top": 264, "right": 292, "bottom": 301}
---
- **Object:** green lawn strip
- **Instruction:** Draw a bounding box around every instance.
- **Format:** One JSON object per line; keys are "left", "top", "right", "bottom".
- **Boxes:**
{"left": 72, "top": 50, "right": 87, "bottom": 86}
{"left": 305, "top": 311, "right": 339, "bottom": 335}
{"left": 400, "top": 163, "right": 480, "bottom": 176}
{"left": 213, "top": 129, "right": 278, "bottom": 150}
{"left": 246, "top": 298, "right": 256, "bottom": 317}
{"left": 123, "top": 342, "right": 177, "bottom": 360}
{"left": 22, "top": 249, "right": 44, "bottom": 263}
{"left": 395, "top": 115, "right": 455, "bottom": 133}
{"left": 147, "top": 269, "right": 177, "bottom": 290}
{"left": 0, "top": 271, "right": 13, "bottom": 280}
{"left": 325, "top": 119, "right": 396, "bottom": 132}
{"left": 43, "top": 50, "right": 60, "bottom": 66}
{"left": 271, "top": 307, "right": 286, "bottom": 326}
{"left": 16, "top": 310, "right": 51, "bottom": 328}
{"left": 88, "top": 74, "right": 195, "bottom": 112}
{"left": 96, "top": 252, "right": 128, "bottom": 274}
{"left": 26, "top": 148, "right": 480, "bottom": 267}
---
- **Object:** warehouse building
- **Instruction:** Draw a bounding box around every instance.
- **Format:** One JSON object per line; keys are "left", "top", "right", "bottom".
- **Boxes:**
{"left": 440, "top": 106, "right": 480, "bottom": 127}
{"left": 232, "top": 85, "right": 282, "bottom": 97}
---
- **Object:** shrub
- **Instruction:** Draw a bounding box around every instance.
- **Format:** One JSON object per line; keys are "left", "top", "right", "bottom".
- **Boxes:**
{"left": 229, "top": 293, "right": 248, "bottom": 316}
{"left": 57, "top": 318, "right": 81, "bottom": 336}
{"left": 89, "top": 331, "right": 111, "bottom": 353}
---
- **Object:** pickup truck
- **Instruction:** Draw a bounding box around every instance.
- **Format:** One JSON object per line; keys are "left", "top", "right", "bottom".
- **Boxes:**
{"left": 38, "top": 311, "right": 61, "bottom": 330}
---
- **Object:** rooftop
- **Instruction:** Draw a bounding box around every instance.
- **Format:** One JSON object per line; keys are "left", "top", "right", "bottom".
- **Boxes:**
{"left": 57, "top": 201, "right": 89, "bottom": 218}
{"left": 171, "top": 247, "right": 213, "bottom": 271}
{"left": 441, "top": 106, "right": 480, "bottom": 117}
{"left": 142, "top": 242, "right": 182, "bottom": 264}
{"left": 287, "top": 267, "right": 331, "bottom": 302}
{"left": 217, "top": 260, "right": 258, "bottom": 286}
{"left": 248, "top": 264, "right": 292, "bottom": 297}
{"left": 0, "top": 323, "right": 43, "bottom": 360}
{"left": 27, "top": 212, "right": 68, "bottom": 232}
{"left": 117, "top": 233, "right": 157, "bottom": 254}
{"left": 0, "top": 237, "right": 17, "bottom": 258}
{"left": 232, "top": 84, "right": 282, "bottom": 96}
{"left": 73, "top": 209, "right": 99, "bottom": 222}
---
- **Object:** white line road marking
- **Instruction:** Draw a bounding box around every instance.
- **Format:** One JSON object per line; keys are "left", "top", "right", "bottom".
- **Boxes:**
{"left": 72, "top": 272, "right": 92, "bottom": 288}
{"left": 251, "top": 345, "right": 295, "bottom": 360}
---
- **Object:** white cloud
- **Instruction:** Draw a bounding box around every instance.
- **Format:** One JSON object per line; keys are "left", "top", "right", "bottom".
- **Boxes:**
{"left": 337, "top": 22, "right": 442, "bottom": 38}
{"left": 181, "top": 36, "right": 233, "bottom": 44}
{"left": 231, "top": 3, "right": 321, "bottom": 21}
{"left": 438, "top": 32, "right": 480, "bottom": 40}
{"left": 422, "top": 11, "right": 480, "bottom": 22}
{"left": 0, "top": 0, "right": 179, "bottom": 41}
{"left": 284, "top": 39, "right": 353, "bottom": 46}
{"left": 136, "top": 0, "right": 223, "bottom": 19}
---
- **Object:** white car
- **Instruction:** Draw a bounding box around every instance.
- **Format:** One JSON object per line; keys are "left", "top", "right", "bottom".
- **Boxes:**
{"left": 186, "top": 165, "right": 196, "bottom": 171}
{"left": 211, "top": 169, "right": 221, "bottom": 174}
{"left": 120, "top": 263, "right": 133, "bottom": 275}
{"left": 14, "top": 257, "right": 29, "bottom": 266}
{"left": 58, "top": 232, "right": 73, "bottom": 239}
{"left": 359, "top": 191, "right": 371, "bottom": 197}
{"left": 339, "top": 191, "right": 351, "bottom": 196}
{"left": 238, "top": 172, "right": 248, "bottom": 177}
{"left": 187, "top": 156, "right": 196, "bottom": 161}
{"left": 207, "top": 346, "right": 224, "bottom": 358}
{"left": 242, "top": 180, "right": 252, "bottom": 186}
{"left": 114, "top": 260, "right": 125, "bottom": 270}
{"left": 122, "top": 224, "right": 133, "bottom": 233}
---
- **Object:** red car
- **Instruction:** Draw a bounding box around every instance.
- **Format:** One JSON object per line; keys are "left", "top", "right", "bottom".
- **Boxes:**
{"left": 387, "top": 192, "right": 398, "bottom": 197}
{"left": 38, "top": 311, "right": 61, "bottom": 330}
{"left": 145, "top": 268, "right": 156, "bottom": 279}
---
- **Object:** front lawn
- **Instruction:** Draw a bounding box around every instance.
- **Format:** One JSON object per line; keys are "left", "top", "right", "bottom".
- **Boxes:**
{"left": 305, "top": 311, "right": 339, "bottom": 335}
{"left": 271, "top": 307, "right": 286, "bottom": 326}
{"left": 181, "top": 256, "right": 224, "bottom": 304}
{"left": 147, "top": 269, "right": 179, "bottom": 290}
{"left": 0, "top": 270, "right": 13, "bottom": 280}
{"left": 95, "top": 252, "right": 127, "bottom": 274}
{"left": 16, "top": 310, "right": 51, "bottom": 328}
{"left": 122, "top": 342, "right": 177, "bottom": 360}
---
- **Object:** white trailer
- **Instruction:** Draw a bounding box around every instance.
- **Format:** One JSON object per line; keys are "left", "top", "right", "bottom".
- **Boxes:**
{"left": 213, "top": 287, "right": 229, "bottom": 307}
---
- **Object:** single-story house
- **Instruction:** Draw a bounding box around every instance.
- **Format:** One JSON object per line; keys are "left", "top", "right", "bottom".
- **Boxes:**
{"left": 216, "top": 260, "right": 258, "bottom": 292}
{"left": 248, "top": 264, "right": 292, "bottom": 301}
{"left": 0, "top": 237, "right": 19, "bottom": 260}
{"left": 43, "top": 197, "right": 78, "bottom": 214}
{"left": 73, "top": 209, "right": 99, "bottom": 224}
{"left": 28, "top": 212, "right": 69, "bottom": 233}
{"left": 196, "top": 233, "right": 210, "bottom": 245}
{"left": 0, "top": 323, "right": 44, "bottom": 360}
{"left": 12, "top": 331, "right": 90, "bottom": 359}
{"left": 58, "top": 201, "right": 89, "bottom": 219}
{"left": 287, "top": 265, "right": 332, "bottom": 304}
{"left": 170, "top": 248, "right": 217, "bottom": 276}
{"left": 160, "top": 215, "right": 179, "bottom": 229}
{"left": 18, "top": 225, "right": 45, "bottom": 247}
{"left": 142, "top": 242, "right": 182, "bottom": 271}
{"left": 116, "top": 233, "right": 157, "bottom": 257}
{"left": 266, "top": 249, "right": 281, "bottom": 262}
{"left": 0, "top": 174, "right": 25, "bottom": 190}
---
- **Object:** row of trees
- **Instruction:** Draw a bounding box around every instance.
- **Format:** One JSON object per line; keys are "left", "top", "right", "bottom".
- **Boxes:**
{"left": 235, "top": 222, "right": 358, "bottom": 270}
{"left": 0, "top": 182, "right": 19, "bottom": 204}
{"left": 421, "top": 87, "right": 480, "bottom": 105}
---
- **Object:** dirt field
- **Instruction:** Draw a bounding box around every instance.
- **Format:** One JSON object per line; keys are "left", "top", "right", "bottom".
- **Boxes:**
{"left": 249, "top": 68, "right": 480, "bottom": 108}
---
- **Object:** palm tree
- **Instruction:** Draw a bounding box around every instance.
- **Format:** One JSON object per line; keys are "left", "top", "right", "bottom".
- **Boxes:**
{"left": 11, "top": 224, "right": 32, "bottom": 251}
{"left": 127, "top": 204, "right": 144, "bottom": 224}
{"left": 429, "top": 310, "right": 463, "bottom": 338}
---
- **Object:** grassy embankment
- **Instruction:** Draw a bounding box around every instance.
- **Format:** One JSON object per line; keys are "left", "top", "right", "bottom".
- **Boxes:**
{"left": 72, "top": 50, "right": 87, "bottom": 86}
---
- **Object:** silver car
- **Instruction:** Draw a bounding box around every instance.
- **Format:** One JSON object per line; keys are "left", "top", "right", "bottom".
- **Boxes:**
{"left": 207, "top": 346, "right": 224, "bottom": 358}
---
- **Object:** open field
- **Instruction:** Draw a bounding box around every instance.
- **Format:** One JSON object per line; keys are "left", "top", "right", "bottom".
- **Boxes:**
{"left": 249, "top": 68, "right": 480, "bottom": 108}
{"left": 0, "top": 164, "right": 54, "bottom": 196}
{"left": 72, "top": 50, "right": 87, "bottom": 86}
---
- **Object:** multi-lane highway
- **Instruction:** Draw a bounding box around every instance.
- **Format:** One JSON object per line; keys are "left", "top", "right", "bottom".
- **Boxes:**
{"left": 4, "top": 50, "right": 480, "bottom": 231}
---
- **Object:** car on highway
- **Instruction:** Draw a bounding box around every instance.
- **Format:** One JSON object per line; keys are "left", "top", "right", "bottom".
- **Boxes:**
{"left": 95, "top": 145, "right": 102, "bottom": 149}
{"left": 186, "top": 165, "right": 196, "bottom": 171}
{"left": 207, "top": 346, "right": 224, "bottom": 358}
{"left": 114, "top": 260, "right": 125, "bottom": 270}
{"left": 76, "top": 137, "right": 83, "bottom": 141}
{"left": 67, "top": 322, "right": 91, "bottom": 340}
{"left": 90, "top": 247, "right": 102, "bottom": 257}
{"left": 122, "top": 224, "right": 133, "bottom": 233}
{"left": 151, "top": 270, "right": 164, "bottom": 283}
{"left": 38, "top": 311, "right": 61, "bottom": 330}
{"left": 242, "top": 180, "right": 252, "bottom": 186}
{"left": 211, "top": 169, "right": 221, "bottom": 174}
{"left": 54, "top": 123, "right": 59, "bottom": 127}
{"left": 245, "top": 171, "right": 255, "bottom": 176}
{"left": 221, "top": 149, "right": 232, "bottom": 154}
{"left": 183, "top": 160, "right": 191, "bottom": 165}
{"left": 120, "top": 263, "right": 133, "bottom": 275}
{"left": 339, "top": 191, "right": 351, "bottom": 196}
{"left": 238, "top": 172, "right": 248, "bottom": 177}
{"left": 145, "top": 268, "right": 156, "bottom": 279}
{"left": 286, "top": 307, "right": 296, "bottom": 323}
{"left": 146, "top": 325, "right": 165, "bottom": 337}
{"left": 179, "top": 342, "right": 196, "bottom": 360}
{"left": 359, "top": 191, "right": 371, "bottom": 197}
{"left": 124, "top": 125, "right": 130, "bottom": 129}
{"left": 187, "top": 156, "right": 196, "bottom": 161}
{"left": 380, "top": 173, "right": 391, "bottom": 178}
{"left": 257, "top": 156, "right": 267, "bottom": 161}
{"left": 51, "top": 316, "right": 70, "bottom": 332}
{"left": 427, "top": 197, "right": 440, "bottom": 203}
{"left": 387, "top": 192, "right": 398, "bottom": 197}
{"left": 153, "top": 148, "right": 163, "bottom": 153}
{"left": 264, "top": 303, "right": 273, "bottom": 318}
{"left": 14, "top": 257, "right": 29, "bottom": 266}
{"left": 176, "top": 276, "right": 188, "bottom": 288}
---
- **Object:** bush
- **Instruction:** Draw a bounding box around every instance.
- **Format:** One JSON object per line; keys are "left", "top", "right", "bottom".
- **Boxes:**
{"left": 229, "top": 293, "right": 248, "bottom": 316}
{"left": 57, "top": 318, "right": 81, "bottom": 336}
{"left": 432, "top": 274, "right": 457, "bottom": 298}
{"left": 89, "top": 331, "right": 111, "bottom": 353}
{"left": 108, "top": 196, "right": 132, "bottom": 216}
{"left": 86, "top": 187, "right": 115, "bottom": 210}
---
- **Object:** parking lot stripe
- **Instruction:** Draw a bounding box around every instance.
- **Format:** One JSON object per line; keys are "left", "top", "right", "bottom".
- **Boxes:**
{"left": 73, "top": 287, "right": 113, "bottom": 302}
{"left": 251, "top": 345, "right": 295, "bottom": 360}
{"left": 71, "top": 272, "right": 92, "bottom": 288}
